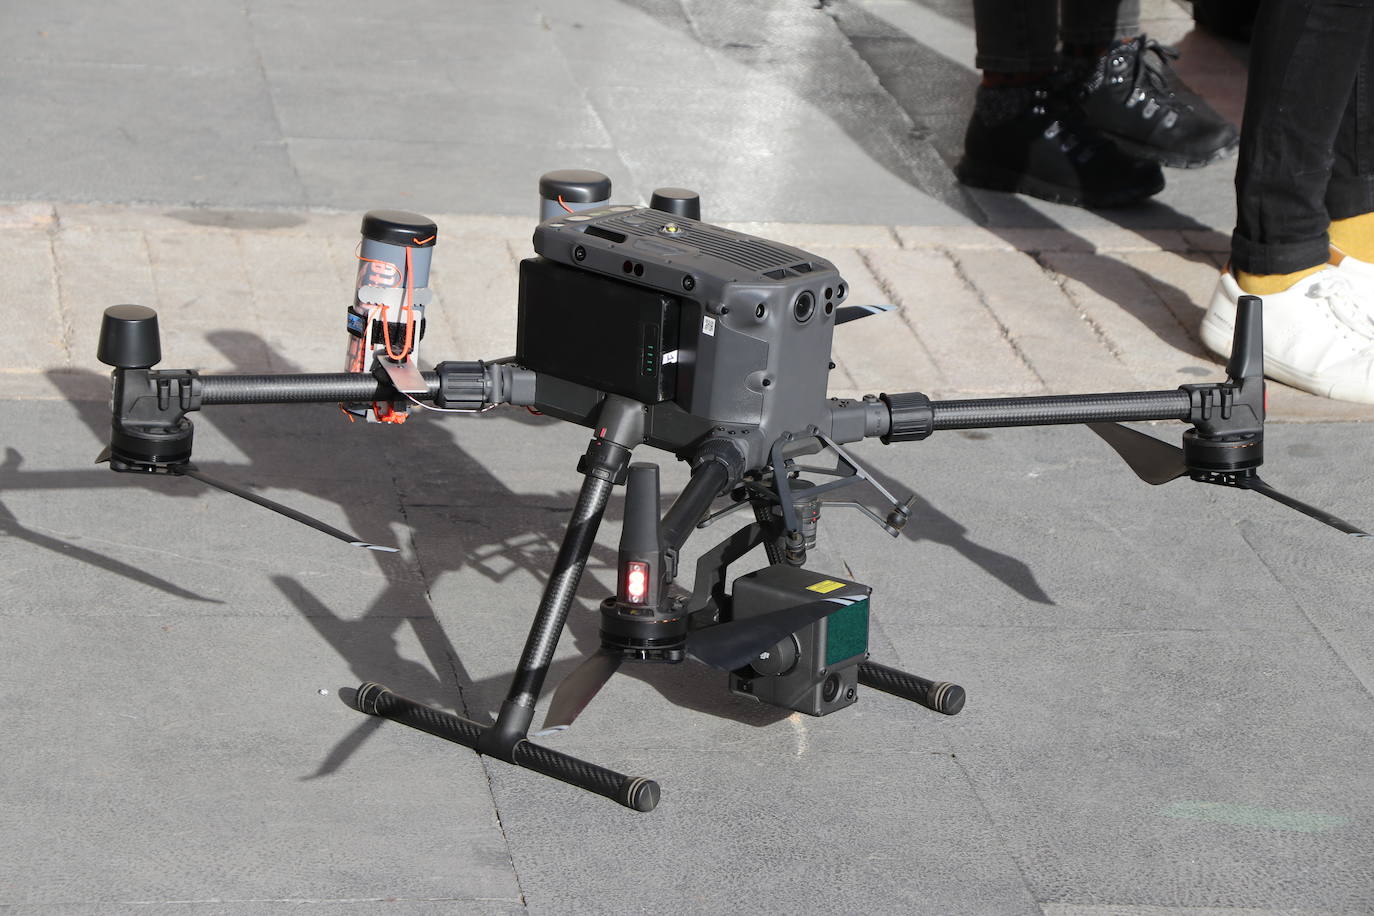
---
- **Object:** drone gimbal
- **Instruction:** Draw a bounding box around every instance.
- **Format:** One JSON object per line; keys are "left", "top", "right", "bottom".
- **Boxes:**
{"left": 94, "top": 177, "right": 1367, "bottom": 812}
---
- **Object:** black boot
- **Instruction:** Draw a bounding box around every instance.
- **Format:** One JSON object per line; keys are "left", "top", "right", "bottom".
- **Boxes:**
{"left": 955, "top": 81, "right": 1164, "bottom": 208}
{"left": 1070, "top": 36, "right": 1238, "bottom": 169}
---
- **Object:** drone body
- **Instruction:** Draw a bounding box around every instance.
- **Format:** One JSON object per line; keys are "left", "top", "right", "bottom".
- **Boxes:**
{"left": 93, "top": 170, "right": 1367, "bottom": 811}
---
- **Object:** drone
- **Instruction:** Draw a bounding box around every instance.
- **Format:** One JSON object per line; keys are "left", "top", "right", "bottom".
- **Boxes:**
{"left": 94, "top": 169, "right": 1369, "bottom": 812}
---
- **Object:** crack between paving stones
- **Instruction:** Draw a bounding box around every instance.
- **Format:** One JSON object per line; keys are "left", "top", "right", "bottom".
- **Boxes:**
{"left": 242, "top": 0, "right": 309, "bottom": 209}
{"left": 947, "top": 752, "right": 1050, "bottom": 915}
{"left": 232, "top": 231, "right": 282, "bottom": 374}
{"left": 947, "top": 249, "right": 1048, "bottom": 390}
{"left": 854, "top": 247, "right": 947, "bottom": 385}
{"left": 387, "top": 459, "right": 529, "bottom": 908}
{"left": 1238, "top": 523, "right": 1374, "bottom": 704}
{"left": 1035, "top": 251, "right": 1128, "bottom": 365}
{"left": 47, "top": 206, "right": 75, "bottom": 368}
{"left": 1129, "top": 254, "right": 1215, "bottom": 355}
{"left": 141, "top": 229, "right": 165, "bottom": 316}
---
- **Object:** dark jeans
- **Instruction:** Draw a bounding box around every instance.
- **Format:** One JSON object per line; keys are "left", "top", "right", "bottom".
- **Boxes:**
{"left": 973, "top": 0, "right": 1141, "bottom": 72}
{"left": 1233, "top": 0, "right": 1374, "bottom": 274}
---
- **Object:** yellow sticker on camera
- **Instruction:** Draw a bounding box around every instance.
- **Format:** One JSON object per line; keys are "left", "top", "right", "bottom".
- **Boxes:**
{"left": 806, "top": 579, "right": 846, "bottom": 594}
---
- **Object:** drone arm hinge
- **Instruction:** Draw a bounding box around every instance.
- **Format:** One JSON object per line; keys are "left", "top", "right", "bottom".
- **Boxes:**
{"left": 824, "top": 395, "right": 892, "bottom": 444}
{"left": 876, "top": 391, "right": 934, "bottom": 443}
{"left": 434, "top": 361, "right": 538, "bottom": 410}
{"left": 116, "top": 368, "right": 203, "bottom": 428}
{"left": 1180, "top": 293, "right": 1265, "bottom": 443}
{"left": 1180, "top": 378, "right": 1263, "bottom": 440}
{"left": 574, "top": 395, "right": 647, "bottom": 484}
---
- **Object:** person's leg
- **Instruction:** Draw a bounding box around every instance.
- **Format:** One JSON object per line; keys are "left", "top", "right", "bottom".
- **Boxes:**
{"left": 958, "top": 0, "right": 1163, "bottom": 207}
{"left": 1060, "top": 0, "right": 1237, "bottom": 168}
{"left": 1204, "top": 0, "right": 1374, "bottom": 404}
{"left": 972, "top": 0, "right": 1058, "bottom": 75}
{"left": 1233, "top": 0, "right": 1374, "bottom": 283}
{"left": 1326, "top": 17, "right": 1374, "bottom": 262}
{"left": 1059, "top": 0, "right": 1139, "bottom": 56}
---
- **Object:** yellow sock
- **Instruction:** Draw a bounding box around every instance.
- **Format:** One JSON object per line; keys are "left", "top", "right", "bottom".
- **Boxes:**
{"left": 1329, "top": 211, "right": 1374, "bottom": 261}
{"left": 1234, "top": 264, "right": 1325, "bottom": 296}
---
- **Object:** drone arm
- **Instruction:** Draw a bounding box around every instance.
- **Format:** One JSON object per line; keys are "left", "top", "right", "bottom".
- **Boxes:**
{"left": 193, "top": 362, "right": 537, "bottom": 410}
{"left": 196, "top": 372, "right": 415, "bottom": 405}
{"left": 887, "top": 389, "right": 1194, "bottom": 438}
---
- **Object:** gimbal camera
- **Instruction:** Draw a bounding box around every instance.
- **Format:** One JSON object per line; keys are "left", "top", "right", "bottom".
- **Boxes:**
{"left": 95, "top": 170, "right": 1368, "bottom": 812}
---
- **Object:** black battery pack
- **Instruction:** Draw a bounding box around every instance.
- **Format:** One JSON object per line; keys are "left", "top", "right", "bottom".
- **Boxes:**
{"left": 727, "top": 565, "right": 871, "bottom": 717}
{"left": 517, "top": 257, "right": 683, "bottom": 404}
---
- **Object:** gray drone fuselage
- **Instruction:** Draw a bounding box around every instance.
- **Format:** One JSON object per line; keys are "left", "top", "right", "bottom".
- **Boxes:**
{"left": 521, "top": 206, "right": 850, "bottom": 467}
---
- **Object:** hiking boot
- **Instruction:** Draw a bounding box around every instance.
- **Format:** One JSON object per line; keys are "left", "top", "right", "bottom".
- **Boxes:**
{"left": 1071, "top": 36, "right": 1238, "bottom": 168}
{"left": 1203, "top": 268, "right": 1374, "bottom": 403}
{"left": 956, "top": 82, "right": 1164, "bottom": 208}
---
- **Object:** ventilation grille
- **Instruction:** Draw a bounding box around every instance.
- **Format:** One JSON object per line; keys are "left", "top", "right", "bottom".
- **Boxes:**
{"left": 600, "top": 209, "right": 798, "bottom": 273}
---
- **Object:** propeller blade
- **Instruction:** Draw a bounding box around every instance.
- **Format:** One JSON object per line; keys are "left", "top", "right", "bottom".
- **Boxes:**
{"left": 1087, "top": 423, "right": 1188, "bottom": 485}
{"left": 1240, "top": 474, "right": 1371, "bottom": 537}
{"left": 686, "top": 595, "right": 862, "bottom": 671}
{"left": 835, "top": 304, "right": 897, "bottom": 325}
{"left": 174, "top": 464, "right": 400, "bottom": 552}
{"left": 537, "top": 648, "right": 623, "bottom": 735}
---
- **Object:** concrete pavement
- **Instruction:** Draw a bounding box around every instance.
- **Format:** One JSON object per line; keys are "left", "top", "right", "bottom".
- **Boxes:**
{"left": 4, "top": 1, "right": 1374, "bottom": 914}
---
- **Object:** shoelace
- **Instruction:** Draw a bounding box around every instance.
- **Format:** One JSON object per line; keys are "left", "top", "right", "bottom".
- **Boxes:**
{"left": 1040, "top": 78, "right": 1113, "bottom": 162}
{"left": 1123, "top": 35, "right": 1188, "bottom": 115}
{"left": 1306, "top": 275, "right": 1374, "bottom": 342}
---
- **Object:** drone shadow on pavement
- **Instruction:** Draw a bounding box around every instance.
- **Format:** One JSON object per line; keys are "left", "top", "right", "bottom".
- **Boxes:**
{"left": 31, "top": 328, "right": 1052, "bottom": 777}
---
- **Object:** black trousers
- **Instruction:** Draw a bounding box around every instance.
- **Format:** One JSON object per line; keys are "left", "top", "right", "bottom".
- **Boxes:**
{"left": 972, "top": 1, "right": 1141, "bottom": 72}
{"left": 1233, "top": 0, "right": 1374, "bottom": 274}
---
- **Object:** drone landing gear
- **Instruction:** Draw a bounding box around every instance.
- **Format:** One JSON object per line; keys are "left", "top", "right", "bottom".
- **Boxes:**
{"left": 353, "top": 396, "right": 663, "bottom": 811}
{"left": 355, "top": 682, "right": 659, "bottom": 811}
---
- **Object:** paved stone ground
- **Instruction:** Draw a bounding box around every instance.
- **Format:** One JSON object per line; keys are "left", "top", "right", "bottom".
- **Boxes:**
{"left": 4, "top": 1, "right": 1374, "bottom": 914}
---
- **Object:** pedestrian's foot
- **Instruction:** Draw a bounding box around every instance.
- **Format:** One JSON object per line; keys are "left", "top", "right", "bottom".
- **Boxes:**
{"left": 955, "top": 81, "right": 1164, "bottom": 208}
{"left": 1203, "top": 267, "right": 1374, "bottom": 403}
{"left": 1070, "top": 36, "right": 1238, "bottom": 169}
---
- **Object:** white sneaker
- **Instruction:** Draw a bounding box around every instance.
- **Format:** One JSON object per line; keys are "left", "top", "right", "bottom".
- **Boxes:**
{"left": 1201, "top": 267, "right": 1374, "bottom": 403}
{"left": 1334, "top": 247, "right": 1374, "bottom": 293}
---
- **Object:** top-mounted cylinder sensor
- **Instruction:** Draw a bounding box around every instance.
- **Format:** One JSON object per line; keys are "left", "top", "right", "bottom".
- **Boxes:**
{"left": 98, "top": 304, "right": 162, "bottom": 369}
{"left": 360, "top": 210, "right": 438, "bottom": 248}
{"left": 540, "top": 169, "right": 612, "bottom": 221}
{"left": 649, "top": 187, "right": 701, "bottom": 220}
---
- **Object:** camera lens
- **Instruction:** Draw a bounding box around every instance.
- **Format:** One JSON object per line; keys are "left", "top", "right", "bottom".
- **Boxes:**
{"left": 822, "top": 673, "right": 840, "bottom": 702}
{"left": 793, "top": 291, "right": 815, "bottom": 323}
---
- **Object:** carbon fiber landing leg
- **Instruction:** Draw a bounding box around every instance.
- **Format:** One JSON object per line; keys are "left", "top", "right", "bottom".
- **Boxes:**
{"left": 858, "top": 660, "right": 966, "bottom": 716}
{"left": 355, "top": 683, "right": 659, "bottom": 811}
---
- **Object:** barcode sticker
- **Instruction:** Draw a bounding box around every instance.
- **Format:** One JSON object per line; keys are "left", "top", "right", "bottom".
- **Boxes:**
{"left": 702, "top": 316, "right": 716, "bottom": 337}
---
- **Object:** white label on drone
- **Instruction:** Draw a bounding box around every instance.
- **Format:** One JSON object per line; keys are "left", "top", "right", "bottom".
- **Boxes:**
{"left": 662, "top": 350, "right": 679, "bottom": 365}
{"left": 702, "top": 316, "right": 716, "bottom": 337}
